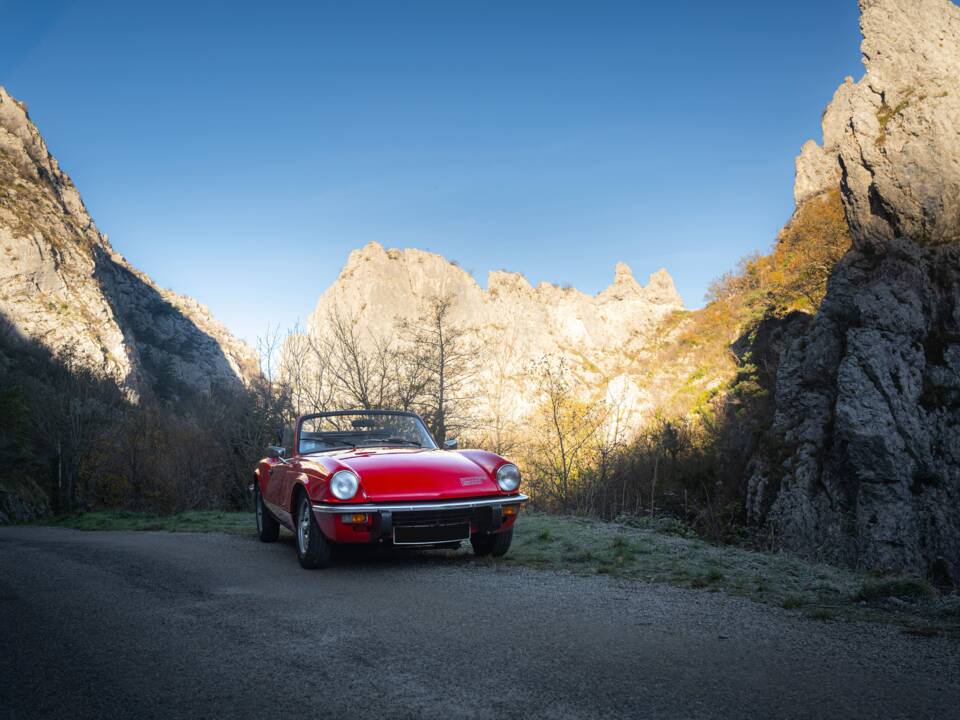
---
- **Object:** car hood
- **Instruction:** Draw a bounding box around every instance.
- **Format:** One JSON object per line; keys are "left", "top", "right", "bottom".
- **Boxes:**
{"left": 337, "top": 448, "right": 502, "bottom": 501}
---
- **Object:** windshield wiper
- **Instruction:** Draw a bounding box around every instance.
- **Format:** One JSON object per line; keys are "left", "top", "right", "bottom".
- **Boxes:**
{"left": 382, "top": 438, "right": 422, "bottom": 447}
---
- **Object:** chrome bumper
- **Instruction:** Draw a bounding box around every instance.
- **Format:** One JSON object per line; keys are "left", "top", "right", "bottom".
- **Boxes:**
{"left": 312, "top": 493, "right": 528, "bottom": 514}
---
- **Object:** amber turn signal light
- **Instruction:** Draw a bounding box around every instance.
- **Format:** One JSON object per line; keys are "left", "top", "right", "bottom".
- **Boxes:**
{"left": 503, "top": 505, "right": 518, "bottom": 517}
{"left": 349, "top": 513, "right": 368, "bottom": 524}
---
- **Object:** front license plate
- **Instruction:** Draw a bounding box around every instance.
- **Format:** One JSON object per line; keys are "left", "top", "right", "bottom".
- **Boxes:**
{"left": 393, "top": 522, "right": 471, "bottom": 545}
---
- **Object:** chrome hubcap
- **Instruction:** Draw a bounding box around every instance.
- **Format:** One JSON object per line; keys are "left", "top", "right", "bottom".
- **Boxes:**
{"left": 298, "top": 502, "right": 310, "bottom": 553}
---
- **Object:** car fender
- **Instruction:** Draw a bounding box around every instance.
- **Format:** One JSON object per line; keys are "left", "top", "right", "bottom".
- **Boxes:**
{"left": 456, "top": 449, "right": 513, "bottom": 483}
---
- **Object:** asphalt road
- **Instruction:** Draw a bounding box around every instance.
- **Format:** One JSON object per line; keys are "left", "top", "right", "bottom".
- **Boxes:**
{"left": 1, "top": 527, "right": 958, "bottom": 720}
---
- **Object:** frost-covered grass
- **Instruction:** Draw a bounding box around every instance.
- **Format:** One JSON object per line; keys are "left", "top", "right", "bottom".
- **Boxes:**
{"left": 500, "top": 513, "right": 959, "bottom": 634}
{"left": 505, "top": 512, "right": 860, "bottom": 608}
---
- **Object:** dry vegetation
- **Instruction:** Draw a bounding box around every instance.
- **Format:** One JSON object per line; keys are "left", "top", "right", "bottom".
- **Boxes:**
{"left": 514, "top": 189, "right": 852, "bottom": 539}
{"left": 0, "top": 316, "right": 287, "bottom": 515}
{"left": 277, "top": 290, "right": 481, "bottom": 445}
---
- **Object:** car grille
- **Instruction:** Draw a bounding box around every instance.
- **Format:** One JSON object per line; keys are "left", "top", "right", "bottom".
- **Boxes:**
{"left": 391, "top": 505, "right": 494, "bottom": 528}
{"left": 393, "top": 523, "right": 471, "bottom": 545}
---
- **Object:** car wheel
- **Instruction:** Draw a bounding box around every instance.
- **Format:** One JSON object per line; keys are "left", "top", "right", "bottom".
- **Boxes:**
{"left": 470, "top": 528, "right": 513, "bottom": 558}
{"left": 255, "top": 485, "right": 280, "bottom": 543}
{"left": 296, "top": 494, "right": 333, "bottom": 569}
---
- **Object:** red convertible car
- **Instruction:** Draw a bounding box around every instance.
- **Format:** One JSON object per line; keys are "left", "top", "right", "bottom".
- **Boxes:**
{"left": 253, "top": 410, "right": 527, "bottom": 568}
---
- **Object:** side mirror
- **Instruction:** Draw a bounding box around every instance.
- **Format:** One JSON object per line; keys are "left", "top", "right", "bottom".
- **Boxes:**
{"left": 443, "top": 438, "right": 458, "bottom": 450}
{"left": 267, "top": 446, "right": 285, "bottom": 460}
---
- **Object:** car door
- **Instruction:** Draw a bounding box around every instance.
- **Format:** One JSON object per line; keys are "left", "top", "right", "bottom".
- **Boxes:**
{"left": 280, "top": 456, "right": 307, "bottom": 520}
{"left": 263, "top": 425, "right": 295, "bottom": 526}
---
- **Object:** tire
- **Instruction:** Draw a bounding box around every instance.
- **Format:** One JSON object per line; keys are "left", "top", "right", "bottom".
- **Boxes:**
{"left": 255, "top": 484, "right": 280, "bottom": 543}
{"left": 471, "top": 527, "right": 513, "bottom": 558}
{"left": 295, "top": 493, "right": 333, "bottom": 569}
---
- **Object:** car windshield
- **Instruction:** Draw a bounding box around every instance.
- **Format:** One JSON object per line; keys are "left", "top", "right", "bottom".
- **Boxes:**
{"left": 298, "top": 411, "right": 438, "bottom": 454}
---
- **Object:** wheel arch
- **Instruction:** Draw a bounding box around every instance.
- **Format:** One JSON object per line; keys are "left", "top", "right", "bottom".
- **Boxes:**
{"left": 290, "top": 482, "right": 309, "bottom": 519}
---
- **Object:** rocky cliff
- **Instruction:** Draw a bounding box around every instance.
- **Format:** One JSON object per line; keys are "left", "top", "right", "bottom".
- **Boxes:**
{"left": 0, "top": 87, "right": 258, "bottom": 396}
{"left": 290, "top": 241, "right": 684, "bottom": 425}
{"left": 747, "top": 0, "right": 960, "bottom": 584}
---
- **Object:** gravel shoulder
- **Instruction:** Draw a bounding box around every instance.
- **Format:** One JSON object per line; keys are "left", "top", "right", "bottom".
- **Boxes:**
{"left": 1, "top": 526, "right": 958, "bottom": 719}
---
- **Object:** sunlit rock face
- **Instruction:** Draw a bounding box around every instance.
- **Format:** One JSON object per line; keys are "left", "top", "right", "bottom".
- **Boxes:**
{"left": 748, "top": 0, "right": 960, "bottom": 585}
{"left": 0, "top": 86, "right": 258, "bottom": 396}
{"left": 311, "top": 241, "right": 682, "bottom": 347}
{"left": 289, "top": 240, "right": 684, "bottom": 429}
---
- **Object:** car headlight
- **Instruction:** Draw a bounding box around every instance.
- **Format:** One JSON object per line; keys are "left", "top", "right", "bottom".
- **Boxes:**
{"left": 496, "top": 463, "right": 521, "bottom": 492}
{"left": 329, "top": 470, "right": 359, "bottom": 500}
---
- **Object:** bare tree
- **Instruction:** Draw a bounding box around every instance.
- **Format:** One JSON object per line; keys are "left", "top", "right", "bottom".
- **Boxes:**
{"left": 196, "top": 378, "right": 292, "bottom": 508}
{"left": 644, "top": 415, "right": 693, "bottom": 516}
{"left": 524, "top": 356, "right": 604, "bottom": 510}
{"left": 401, "top": 291, "right": 477, "bottom": 444}
{"left": 324, "top": 308, "right": 396, "bottom": 410}
{"left": 279, "top": 306, "right": 437, "bottom": 418}
{"left": 30, "top": 348, "right": 121, "bottom": 511}
{"left": 475, "top": 323, "right": 521, "bottom": 455}
{"left": 280, "top": 323, "right": 336, "bottom": 415}
{"left": 256, "top": 323, "right": 285, "bottom": 382}
{"left": 586, "top": 381, "right": 633, "bottom": 516}
{"left": 385, "top": 340, "right": 429, "bottom": 412}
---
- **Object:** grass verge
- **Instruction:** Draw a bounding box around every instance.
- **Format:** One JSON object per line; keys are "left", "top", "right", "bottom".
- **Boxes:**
{"left": 37, "top": 510, "right": 251, "bottom": 534}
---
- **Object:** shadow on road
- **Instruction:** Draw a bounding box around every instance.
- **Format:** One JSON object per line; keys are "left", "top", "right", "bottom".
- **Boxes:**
{"left": 271, "top": 531, "right": 492, "bottom": 572}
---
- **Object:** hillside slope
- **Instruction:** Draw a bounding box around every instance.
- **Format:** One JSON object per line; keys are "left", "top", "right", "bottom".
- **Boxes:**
{"left": 0, "top": 87, "right": 258, "bottom": 397}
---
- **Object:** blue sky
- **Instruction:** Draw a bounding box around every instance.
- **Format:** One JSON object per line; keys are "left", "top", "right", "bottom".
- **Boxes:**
{"left": 2, "top": 0, "right": 863, "bottom": 345}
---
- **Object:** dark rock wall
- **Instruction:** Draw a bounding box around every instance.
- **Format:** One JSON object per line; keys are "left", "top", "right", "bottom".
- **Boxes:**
{"left": 748, "top": 0, "right": 960, "bottom": 583}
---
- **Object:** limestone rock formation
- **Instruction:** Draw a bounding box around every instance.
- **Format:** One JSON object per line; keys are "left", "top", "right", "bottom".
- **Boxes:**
{"left": 794, "top": 140, "right": 840, "bottom": 205}
{"left": 290, "top": 241, "right": 684, "bottom": 426}
{"left": 748, "top": 0, "right": 960, "bottom": 584}
{"left": 0, "top": 87, "right": 258, "bottom": 396}
{"left": 313, "top": 242, "right": 681, "bottom": 341}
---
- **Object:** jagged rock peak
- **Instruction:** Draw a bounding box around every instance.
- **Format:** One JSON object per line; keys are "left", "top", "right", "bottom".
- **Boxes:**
{"left": 487, "top": 269, "right": 532, "bottom": 294}
{"left": 794, "top": 0, "right": 960, "bottom": 244}
{"left": 644, "top": 268, "right": 683, "bottom": 305}
{"left": 347, "top": 240, "right": 388, "bottom": 265}
{"left": 0, "top": 86, "right": 97, "bottom": 237}
{"left": 598, "top": 262, "right": 682, "bottom": 306}
{"left": 613, "top": 262, "right": 637, "bottom": 286}
{"left": 337, "top": 241, "right": 681, "bottom": 305}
